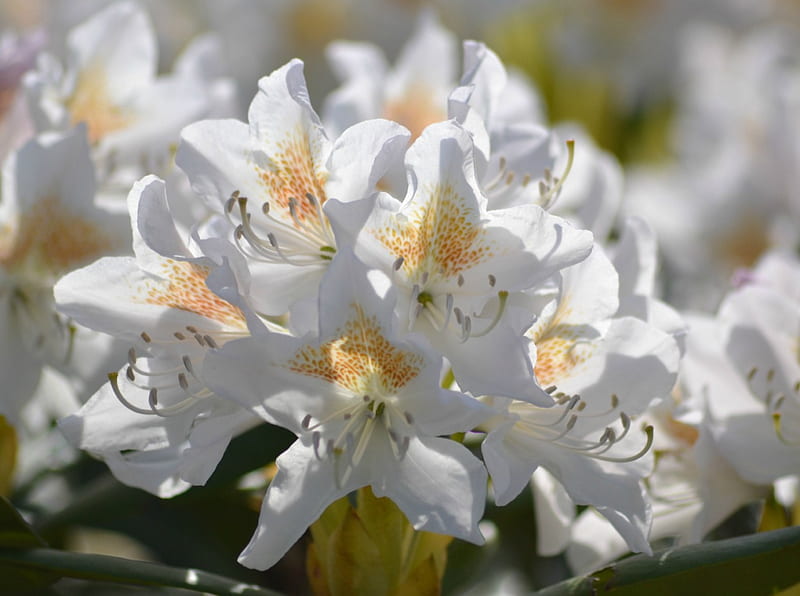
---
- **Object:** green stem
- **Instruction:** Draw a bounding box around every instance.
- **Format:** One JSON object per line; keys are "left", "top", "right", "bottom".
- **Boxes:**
{"left": 0, "top": 547, "right": 283, "bottom": 595}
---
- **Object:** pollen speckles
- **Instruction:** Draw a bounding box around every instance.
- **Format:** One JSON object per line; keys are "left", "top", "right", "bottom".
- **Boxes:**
{"left": 534, "top": 324, "right": 595, "bottom": 387}
{"left": 141, "top": 260, "right": 246, "bottom": 328}
{"left": 67, "top": 66, "right": 131, "bottom": 144}
{"left": 374, "top": 183, "right": 493, "bottom": 280}
{"left": 0, "top": 196, "right": 112, "bottom": 274}
{"left": 255, "top": 129, "right": 328, "bottom": 224}
{"left": 287, "top": 303, "right": 423, "bottom": 395}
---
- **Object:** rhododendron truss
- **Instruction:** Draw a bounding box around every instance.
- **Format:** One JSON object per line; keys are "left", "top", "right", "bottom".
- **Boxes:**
{"left": 47, "top": 52, "right": 678, "bottom": 582}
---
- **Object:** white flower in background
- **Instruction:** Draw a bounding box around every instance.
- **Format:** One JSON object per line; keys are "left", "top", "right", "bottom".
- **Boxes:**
{"left": 323, "top": 11, "right": 458, "bottom": 140}
{"left": 0, "top": 125, "right": 129, "bottom": 424}
{"left": 708, "top": 251, "right": 800, "bottom": 484}
{"left": 329, "top": 119, "right": 593, "bottom": 401}
{"left": 178, "top": 58, "right": 409, "bottom": 317}
{"left": 204, "top": 250, "right": 490, "bottom": 570}
{"left": 624, "top": 23, "right": 800, "bottom": 308}
{"left": 480, "top": 243, "right": 682, "bottom": 558}
{"left": 23, "top": 1, "right": 235, "bottom": 186}
{"left": 326, "top": 16, "right": 548, "bottom": 200}
{"left": 56, "top": 176, "right": 262, "bottom": 497}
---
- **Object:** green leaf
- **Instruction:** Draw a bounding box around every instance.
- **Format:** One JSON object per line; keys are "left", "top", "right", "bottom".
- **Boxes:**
{"left": 534, "top": 526, "right": 800, "bottom": 596}
{"left": 0, "top": 547, "right": 283, "bottom": 595}
{"left": 0, "top": 497, "right": 58, "bottom": 592}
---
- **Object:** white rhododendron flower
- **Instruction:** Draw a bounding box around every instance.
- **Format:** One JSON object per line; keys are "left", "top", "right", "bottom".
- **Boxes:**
{"left": 56, "top": 176, "right": 261, "bottom": 497}
{"left": 23, "top": 1, "right": 231, "bottom": 182}
{"left": 0, "top": 125, "right": 128, "bottom": 423}
{"left": 324, "top": 11, "right": 457, "bottom": 140}
{"left": 481, "top": 245, "right": 681, "bottom": 556}
{"left": 204, "top": 250, "right": 490, "bottom": 569}
{"left": 708, "top": 252, "right": 800, "bottom": 484}
{"left": 178, "top": 58, "right": 410, "bottom": 316}
{"left": 330, "top": 119, "right": 593, "bottom": 401}
{"left": 565, "top": 314, "right": 764, "bottom": 573}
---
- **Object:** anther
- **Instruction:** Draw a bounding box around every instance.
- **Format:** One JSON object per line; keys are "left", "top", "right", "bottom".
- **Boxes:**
{"left": 204, "top": 335, "right": 218, "bottom": 349}
{"left": 488, "top": 274, "right": 496, "bottom": 287}
{"left": 393, "top": 256, "right": 404, "bottom": 271}
{"left": 148, "top": 388, "right": 158, "bottom": 407}
{"left": 404, "top": 411, "right": 414, "bottom": 425}
{"left": 186, "top": 325, "right": 198, "bottom": 334}
{"left": 140, "top": 331, "right": 151, "bottom": 343}
{"left": 178, "top": 373, "right": 189, "bottom": 391}
{"left": 312, "top": 432, "right": 322, "bottom": 459}
{"left": 302, "top": 414, "right": 313, "bottom": 430}
{"left": 457, "top": 274, "right": 465, "bottom": 287}
{"left": 174, "top": 331, "right": 186, "bottom": 340}
{"left": 182, "top": 355, "right": 194, "bottom": 374}
{"left": 545, "top": 385, "right": 558, "bottom": 394}
{"left": 126, "top": 366, "right": 135, "bottom": 381}
{"left": 747, "top": 367, "right": 757, "bottom": 380}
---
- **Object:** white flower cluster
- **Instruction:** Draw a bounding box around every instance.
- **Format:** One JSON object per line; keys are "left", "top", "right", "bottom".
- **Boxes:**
{"left": 1, "top": 0, "right": 798, "bottom": 576}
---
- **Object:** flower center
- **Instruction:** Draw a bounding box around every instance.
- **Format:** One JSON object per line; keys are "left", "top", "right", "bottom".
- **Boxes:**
{"left": 226, "top": 190, "right": 336, "bottom": 267}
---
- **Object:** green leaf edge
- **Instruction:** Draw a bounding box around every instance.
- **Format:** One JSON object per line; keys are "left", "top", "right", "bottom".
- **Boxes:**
{"left": 0, "top": 547, "right": 285, "bottom": 595}
{"left": 534, "top": 526, "right": 800, "bottom": 596}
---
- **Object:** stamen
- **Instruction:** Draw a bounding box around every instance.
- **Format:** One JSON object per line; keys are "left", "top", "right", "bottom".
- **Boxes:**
{"left": 538, "top": 139, "right": 576, "bottom": 211}
{"left": 465, "top": 291, "right": 509, "bottom": 338}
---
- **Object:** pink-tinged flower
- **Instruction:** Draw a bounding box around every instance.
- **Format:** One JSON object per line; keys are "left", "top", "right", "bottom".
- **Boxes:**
{"left": 177, "top": 58, "right": 409, "bottom": 316}
{"left": 56, "top": 176, "right": 262, "bottom": 497}
{"left": 0, "top": 124, "right": 128, "bottom": 424}
{"left": 328, "top": 119, "right": 593, "bottom": 402}
{"left": 0, "top": 29, "right": 44, "bottom": 160}
{"left": 204, "top": 250, "right": 490, "bottom": 570}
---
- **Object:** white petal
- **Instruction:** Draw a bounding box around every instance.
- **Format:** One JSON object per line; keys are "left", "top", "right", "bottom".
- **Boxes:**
{"left": 375, "top": 435, "right": 486, "bottom": 544}
{"left": 531, "top": 467, "right": 574, "bottom": 556}
{"left": 238, "top": 440, "right": 354, "bottom": 570}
